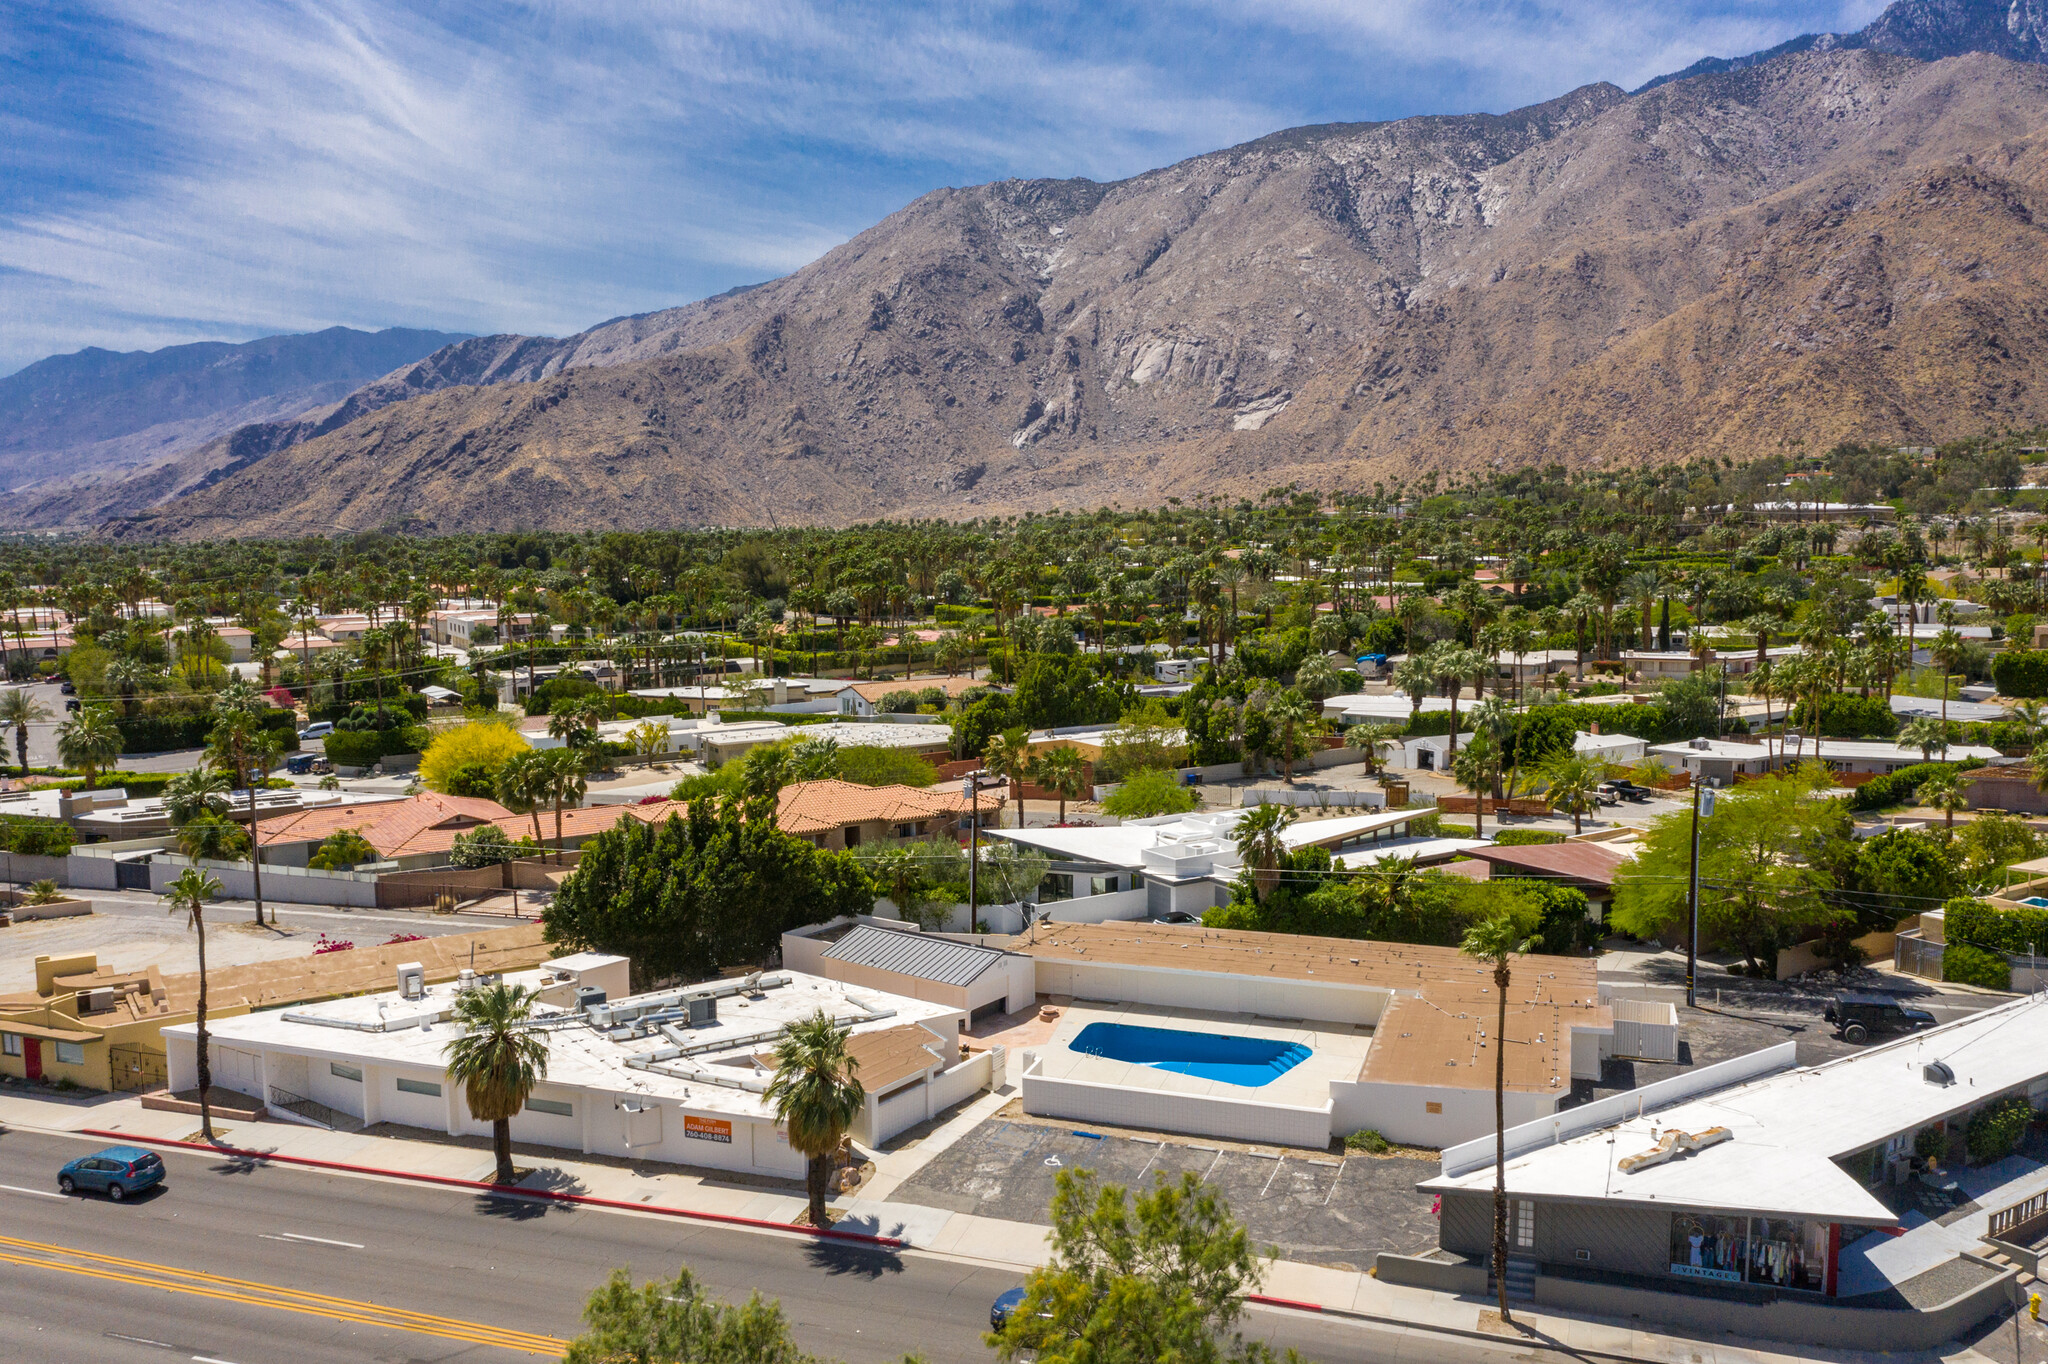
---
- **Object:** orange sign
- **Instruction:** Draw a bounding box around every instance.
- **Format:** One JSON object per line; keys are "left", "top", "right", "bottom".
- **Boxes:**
{"left": 684, "top": 1115, "right": 733, "bottom": 1144}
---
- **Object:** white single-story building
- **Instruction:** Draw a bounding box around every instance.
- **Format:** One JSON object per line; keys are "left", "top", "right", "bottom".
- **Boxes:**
{"left": 1648, "top": 736, "right": 2002, "bottom": 784}
{"left": 165, "top": 958, "right": 999, "bottom": 1174}
{"left": 1574, "top": 729, "right": 1646, "bottom": 764}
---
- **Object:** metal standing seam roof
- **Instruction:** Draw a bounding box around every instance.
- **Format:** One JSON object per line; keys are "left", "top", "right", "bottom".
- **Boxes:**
{"left": 821, "top": 924, "right": 1007, "bottom": 987}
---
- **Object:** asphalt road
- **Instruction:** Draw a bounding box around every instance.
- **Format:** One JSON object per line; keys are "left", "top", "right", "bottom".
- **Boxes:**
{"left": 4, "top": 680, "right": 206, "bottom": 772}
{"left": 0, "top": 1126, "right": 1566, "bottom": 1364}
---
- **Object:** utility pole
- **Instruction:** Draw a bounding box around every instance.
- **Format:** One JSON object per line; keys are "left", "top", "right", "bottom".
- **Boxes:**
{"left": 963, "top": 771, "right": 981, "bottom": 932}
{"left": 1686, "top": 778, "right": 1715, "bottom": 1009}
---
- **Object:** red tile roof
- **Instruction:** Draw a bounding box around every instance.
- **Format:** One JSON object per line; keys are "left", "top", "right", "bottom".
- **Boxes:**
{"left": 1460, "top": 842, "right": 1628, "bottom": 890}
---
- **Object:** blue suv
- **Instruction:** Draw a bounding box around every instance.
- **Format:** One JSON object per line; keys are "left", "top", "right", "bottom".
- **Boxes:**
{"left": 59, "top": 1146, "right": 165, "bottom": 1201}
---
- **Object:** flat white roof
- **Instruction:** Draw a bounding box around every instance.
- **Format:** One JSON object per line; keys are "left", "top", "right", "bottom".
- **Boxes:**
{"left": 169, "top": 968, "right": 959, "bottom": 1123}
{"left": 1427, "top": 995, "right": 2048, "bottom": 1224}
{"left": 991, "top": 807, "right": 1431, "bottom": 872}
{"left": 1336, "top": 837, "right": 1490, "bottom": 867}
{"left": 1325, "top": 694, "right": 1452, "bottom": 720}
{"left": 1649, "top": 738, "right": 2002, "bottom": 762}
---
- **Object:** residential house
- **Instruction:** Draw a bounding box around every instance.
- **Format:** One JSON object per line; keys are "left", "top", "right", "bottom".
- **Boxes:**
{"left": 776, "top": 779, "right": 998, "bottom": 850}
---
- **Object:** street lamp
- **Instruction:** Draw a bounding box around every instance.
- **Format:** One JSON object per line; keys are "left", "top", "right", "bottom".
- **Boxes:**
{"left": 1686, "top": 779, "right": 1717, "bottom": 1008}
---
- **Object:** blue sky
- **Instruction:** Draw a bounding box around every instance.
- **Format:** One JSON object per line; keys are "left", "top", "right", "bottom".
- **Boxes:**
{"left": 0, "top": 0, "right": 1890, "bottom": 375}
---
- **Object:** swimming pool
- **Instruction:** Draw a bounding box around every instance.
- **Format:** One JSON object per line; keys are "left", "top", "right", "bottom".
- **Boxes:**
{"left": 1069, "top": 1021, "right": 1311, "bottom": 1088}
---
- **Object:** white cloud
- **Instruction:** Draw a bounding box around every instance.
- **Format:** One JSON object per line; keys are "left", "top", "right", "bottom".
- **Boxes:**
{"left": 0, "top": 0, "right": 1908, "bottom": 372}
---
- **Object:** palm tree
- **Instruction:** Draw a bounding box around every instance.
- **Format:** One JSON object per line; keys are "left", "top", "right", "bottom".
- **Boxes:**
{"left": 1918, "top": 768, "right": 1970, "bottom": 834}
{"left": 1033, "top": 745, "right": 1088, "bottom": 823}
{"left": 982, "top": 731, "right": 1031, "bottom": 828}
{"left": 163, "top": 765, "right": 231, "bottom": 826}
{"left": 1450, "top": 729, "right": 1499, "bottom": 837}
{"left": 443, "top": 981, "right": 549, "bottom": 1185}
{"left": 164, "top": 867, "right": 225, "bottom": 1142}
{"left": 1, "top": 687, "right": 50, "bottom": 776}
{"left": 1265, "top": 689, "right": 1324, "bottom": 785}
{"left": 765, "top": 1010, "right": 867, "bottom": 1231}
{"left": 209, "top": 702, "right": 282, "bottom": 925}
{"left": 1232, "top": 803, "right": 1295, "bottom": 903}
{"left": 1928, "top": 626, "right": 1968, "bottom": 757}
{"left": 2006, "top": 700, "right": 2048, "bottom": 750}
{"left": 1897, "top": 716, "right": 1949, "bottom": 764}
{"left": 494, "top": 749, "right": 552, "bottom": 849}
{"left": 1390, "top": 654, "right": 1434, "bottom": 723}
{"left": 56, "top": 707, "right": 122, "bottom": 789}
{"left": 1541, "top": 750, "right": 1606, "bottom": 835}
{"left": 1461, "top": 909, "right": 1534, "bottom": 1324}
{"left": 538, "top": 746, "right": 588, "bottom": 860}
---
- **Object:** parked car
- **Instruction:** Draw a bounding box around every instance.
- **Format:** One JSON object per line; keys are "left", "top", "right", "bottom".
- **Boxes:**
{"left": 990, "top": 1287, "right": 1028, "bottom": 1332}
{"left": 58, "top": 1146, "right": 165, "bottom": 1201}
{"left": 298, "top": 721, "right": 335, "bottom": 740}
{"left": 1152, "top": 911, "right": 1201, "bottom": 925}
{"left": 284, "top": 753, "right": 317, "bottom": 775}
{"left": 1825, "top": 993, "right": 1937, "bottom": 1044}
{"left": 64, "top": 698, "right": 81, "bottom": 712}
{"left": 1600, "top": 780, "right": 1653, "bottom": 803}
{"left": 58, "top": 681, "right": 75, "bottom": 695}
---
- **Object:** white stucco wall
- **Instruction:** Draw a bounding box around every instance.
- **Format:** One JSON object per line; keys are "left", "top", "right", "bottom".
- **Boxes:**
{"left": 1328, "top": 1078, "right": 1560, "bottom": 1148}
{"left": 1035, "top": 958, "right": 1392, "bottom": 1027}
{"left": 1020, "top": 1051, "right": 1332, "bottom": 1148}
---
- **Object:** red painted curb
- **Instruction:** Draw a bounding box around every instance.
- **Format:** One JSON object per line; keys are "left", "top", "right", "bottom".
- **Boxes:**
{"left": 81, "top": 1129, "right": 907, "bottom": 1249}
{"left": 1246, "top": 1294, "right": 1325, "bottom": 1313}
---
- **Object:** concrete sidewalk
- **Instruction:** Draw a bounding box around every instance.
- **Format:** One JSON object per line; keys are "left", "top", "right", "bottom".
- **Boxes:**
{"left": 0, "top": 1085, "right": 2001, "bottom": 1364}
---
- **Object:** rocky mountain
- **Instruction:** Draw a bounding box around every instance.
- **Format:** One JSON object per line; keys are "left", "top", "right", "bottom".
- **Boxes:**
{"left": 1635, "top": 0, "right": 2048, "bottom": 92}
{"left": 0, "top": 326, "right": 468, "bottom": 498}
{"left": 58, "top": 46, "right": 2048, "bottom": 537}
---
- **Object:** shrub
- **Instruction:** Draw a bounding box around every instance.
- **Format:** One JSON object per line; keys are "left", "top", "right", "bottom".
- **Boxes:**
{"left": 309, "top": 828, "right": 379, "bottom": 871}
{"left": 1790, "top": 694, "right": 1900, "bottom": 739}
{"left": 418, "top": 722, "right": 530, "bottom": 792}
{"left": 1344, "top": 1129, "right": 1391, "bottom": 1155}
{"left": 835, "top": 745, "right": 937, "bottom": 788}
{"left": 1994, "top": 648, "right": 2048, "bottom": 699}
{"left": 1966, "top": 1095, "right": 2033, "bottom": 1164}
{"left": 1946, "top": 895, "right": 2048, "bottom": 956}
{"left": 1492, "top": 829, "right": 1565, "bottom": 846}
{"left": 1913, "top": 1124, "right": 1947, "bottom": 1163}
{"left": 1943, "top": 942, "right": 2011, "bottom": 991}
{"left": 114, "top": 708, "right": 298, "bottom": 754}
{"left": 0, "top": 816, "right": 76, "bottom": 857}
{"left": 323, "top": 727, "right": 428, "bottom": 769}
{"left": 24, "top": 880, "right": 63, "bottom": 905}
{"left": 1101, "top": 769, "right": 1201, "bottom": 819}
{"left": 449, "top": 824, "right": 538, "bottom": 868}
{"left": 1436, "top": 821, "right": 1476, "bottom": 838}
{"left": 1848, "top": 760, "right": 1985, "bottom": 812}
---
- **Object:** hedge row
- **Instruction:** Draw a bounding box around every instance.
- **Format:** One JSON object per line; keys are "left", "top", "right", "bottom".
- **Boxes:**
{"left": 323, "top": 726, "right": 430, "bottom": 768}
{"left": 1994, "top": 649, "right": 2048, "bottom": 699}
{"left": 114, "top": 709, "right": 299, "bottom": 754}
{"left": 1943, "top": 942, "right": 2011, "bottom": 991}
{"left": 1945, "top": 895, "right": 2048, "bottom": 957}
{"left": 1846, "top": 759, "right": 1985, "bottom": 811}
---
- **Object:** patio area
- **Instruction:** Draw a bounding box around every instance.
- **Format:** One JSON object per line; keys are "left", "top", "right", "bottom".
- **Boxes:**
{"left": 1838, "top": 1152, "right": 2048, "bottom": 1298}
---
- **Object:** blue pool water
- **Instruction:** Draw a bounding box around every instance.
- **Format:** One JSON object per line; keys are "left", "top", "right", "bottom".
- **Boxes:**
{"left": 1070, "top": 1021, "right": 1311, "bottom": 1088}
{"left": 2022, "top": 897, "right": 2048, "bottom": 909}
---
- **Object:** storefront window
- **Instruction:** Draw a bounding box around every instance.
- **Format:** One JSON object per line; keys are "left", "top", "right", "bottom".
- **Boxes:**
{"left": 1750, "top": 1218, "right": 1827, "bottom": 1293}
{"left": 1670, "top": 1214, "right": 1748, "bottom": 1283}
{"left": 1669, "top": 1215, "right": 1827, "bottom": 1293}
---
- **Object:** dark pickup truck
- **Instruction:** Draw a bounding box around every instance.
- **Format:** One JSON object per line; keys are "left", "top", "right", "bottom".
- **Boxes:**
{"left": 1599, "top": 780, "right": 1654, "bottom": 804}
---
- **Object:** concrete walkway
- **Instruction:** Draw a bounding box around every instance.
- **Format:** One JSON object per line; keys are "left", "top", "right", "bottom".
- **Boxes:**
{"left": 0, "top": 1084, "right": 2005, "bottom": 1364}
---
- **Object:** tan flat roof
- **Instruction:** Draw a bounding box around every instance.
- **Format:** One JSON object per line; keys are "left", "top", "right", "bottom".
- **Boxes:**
{"left": 1360, "top": 993, "right": 1609, "bottom": 1093}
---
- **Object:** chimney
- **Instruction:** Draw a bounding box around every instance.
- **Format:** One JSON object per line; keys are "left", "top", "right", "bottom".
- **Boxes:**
{"left": 1590, "top": 722, "right": 1600, "bottom": 736}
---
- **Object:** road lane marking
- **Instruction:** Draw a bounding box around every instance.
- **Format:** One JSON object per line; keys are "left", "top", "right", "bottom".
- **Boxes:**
{"left": 193, "top": 1356, "right": 242, "bottom": 1364}
{"left": 0, "top": 1183, "right": 65, "bottom": 1198}
{"left": 263, "top": 1232, "right": 364, "bottom": 1249}
{"left": 105, "top": 1333, "right": 178, "bottom": 1349}
{"left": 0, "top": 1235, "right": 564, "bottom": 1355}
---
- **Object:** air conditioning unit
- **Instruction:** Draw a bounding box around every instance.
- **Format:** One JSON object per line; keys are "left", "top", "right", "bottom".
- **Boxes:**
{"left": 396, "top": 962, "right": 425, "bottom": 1000}
{"left": 576, "top": 985, "right": 607, "bottom": 1012}
{"left": 686, "top": 996, "right": 718, "bottom": 1027}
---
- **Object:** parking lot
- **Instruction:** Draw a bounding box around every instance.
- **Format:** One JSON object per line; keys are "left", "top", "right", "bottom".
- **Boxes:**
{"left": 893, "top": 1116, "right": 1440, "bottom": 1270}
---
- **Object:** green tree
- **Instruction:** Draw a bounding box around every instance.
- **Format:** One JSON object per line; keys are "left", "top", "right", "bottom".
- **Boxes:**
{"left": 0, "top": 687, "right": 50, "bottom": 776}
{"left": 1897, "top": 716, "right": 1949, "bottom": 763}
{"left": 308, "top": 827, "right": 379, "bottom": 870}
{"left": 765, "top": 1010, "right": 866, "bottom": 1232}
{"left": 56, "top": 706, "right": 122, "bottom": 788}
{"left": 1612, "top": 770, "right": 1842, "bottom": 973}
{"left": 1450, "top": 728, "right": 1499, "bottom": 837}
{"left": 163, "top": 765, "right": 231, "bottom": 826}
{"left": 1658, "top": 670, "right": 1723, "bottom": 739}
{"left": 539, "top": 746, "right": 590, "bottom": 861}
{"left": 443, "top": 981, "right": 549, "bottom": 1185}
{"left": 1541, "top": 749, "right": 1605, "bottom": 835}
{"left": 834, "top": 744, "right": 937, "bottom": 788}
{"left": 1915, "top": 767, "right": 1970, "bottom": 833}
{"left": 1034, "top": 745, "right": 1089, "bottom": 822}
{"left": 163, "top": 867, "right": 225, "bottom": 1141}
{"left": 1101, "top": 769, "right": 1200, "bottom": 820}
{"left": 210, "top": 693, "right": 283, "bottom": 926}
{"left": 175, "top": 809, "right": 251, "bottom": 862}
{"left": 1232, "top": 803, "right": 1295, "bottom": 904}
{"left": 988, "top": 1168, "right": 1278, "bottom": 1364}
{"left": 1461, "top": 909, "right": 1534, "bottom": 1325}
{"left": 1264, "top": 689, "right": 1324, "bottom": 785}
{"left": 450, "top": 824, "right": 539, "bottom": 868}
{"left": 983, "top": 729, "right": 1032, "bottom": 826}
{"left": 495, "top": 748, "right": 552, "bottom": 849}
{"left": 1854, "top": 829, "right": 1960, "bottom": 910}
{"left": 564, "top": 1265, "right": 873, "bottom": 1364}
{"left": 545, "top": 802, "right": 874, "bottom": 986}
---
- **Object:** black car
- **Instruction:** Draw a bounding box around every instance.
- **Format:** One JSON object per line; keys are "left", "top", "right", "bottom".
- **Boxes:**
{"left": 1825, "top": 993, "right": 1937, "bottom": 1043}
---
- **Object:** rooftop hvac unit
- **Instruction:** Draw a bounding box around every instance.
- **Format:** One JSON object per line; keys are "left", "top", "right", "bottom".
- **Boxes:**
{"left": 396, "top": 962, "right": 425, "bottom": 1001}
{"left": 457, "top": 968, "right": 477, "bottom": 993}
{"left": 686, "top": 996, "right": 718, "bottom": 1027}
{"left": 576, "top": 985, "right": 607, "bottom": 1011}
{"left": 1923, "top": 1060, "right": 1956, "bottom": 1087}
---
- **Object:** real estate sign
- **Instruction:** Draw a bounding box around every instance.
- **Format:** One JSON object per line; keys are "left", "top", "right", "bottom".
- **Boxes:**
{"left": 684, "top": 1115, "right": 733, "bottom": 1144}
